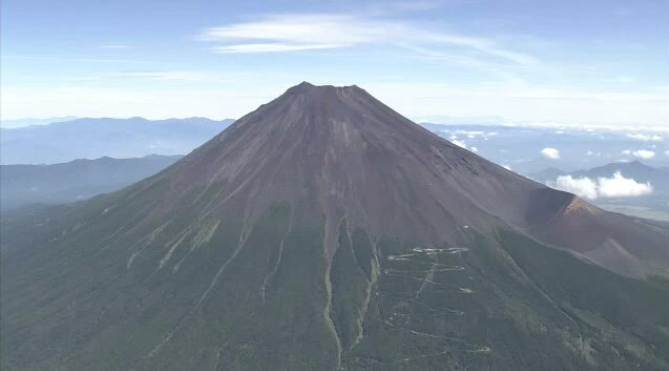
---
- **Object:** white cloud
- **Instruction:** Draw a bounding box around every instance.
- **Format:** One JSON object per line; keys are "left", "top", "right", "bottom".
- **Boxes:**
{"left": 199, "top": 13, "right": 537, "bottom": 64}
{"left": 666, "top": 150, "right": 669, "bottom": 157}
{"left": 452, "top": 139, "right": 467, "bottom": 148}
{"left": 540, "top": 147, "right": 560, "bottom": 159}
{"left": 627, "top": 133, "right": 663, "bottom": 142}
{"left": 630, "top": 149, "right": 656, "bottom": 159}
{"left": 621, "top": 149, "right": 655, "bottom": 159}
{"left": 452, "top": 130, "right": 498, "bottom": 141}
{"left": 502, "top": 164, "right": 512, "bottom": 170}
{"left": 552, "top": 176, "right": 599, "bottom": 199}
{"left": 466, "top": 131, "right": 485, "bottom": 138}
{"left": 449, "top": 137, "right": 479, "bottom": 153}
{"left": 550, "top": 171, "right": 652, "bottom": 200}
{"left": 598, "top": 172, "right": 653, "bottom": 198}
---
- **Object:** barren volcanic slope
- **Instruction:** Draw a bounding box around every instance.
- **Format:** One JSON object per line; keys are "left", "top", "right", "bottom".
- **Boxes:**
{"left": 2, "top": 83, "right": 668, "bottom": 371}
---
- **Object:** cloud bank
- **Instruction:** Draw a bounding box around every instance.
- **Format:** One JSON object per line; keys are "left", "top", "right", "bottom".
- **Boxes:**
{"left": 550, "top": 171, "right": 653, "bottom": 200}
{"left": 627, "top": 133, "right": 663, "bottom": 142}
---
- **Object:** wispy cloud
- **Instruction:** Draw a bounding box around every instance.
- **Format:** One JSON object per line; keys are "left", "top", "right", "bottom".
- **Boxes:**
{"left": 199, "top": 13, "right": 537, "bottom": 65}
{"left": 362, "top": 0, "right": 449, "bottom": 16}
{"left": 383, "top": 0, "right": 446, "bottom": 12}
{"left": 364, "top": 82, "right": 669, "bottom": 127}
{"left": 4, "top": 54, "right": 147, "bottom": 64}
{"left": 212, "top": 43, "right": 345, "bottom": 53}
{"left": 100, "top": 70, "right": 229, "bottom": 83}
{"left": 607, "top": 76, "right": 637, "bottom": 84}
{"left": 98, "top": 42, "right": 132, "bottom": 50}
{"left": 626, "top": 133, "right": 664, "bottom": 142}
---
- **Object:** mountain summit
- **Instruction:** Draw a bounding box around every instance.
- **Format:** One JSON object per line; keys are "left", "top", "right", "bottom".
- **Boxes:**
{"left": 2, "top": 83, "right": 668, "bottom": 371}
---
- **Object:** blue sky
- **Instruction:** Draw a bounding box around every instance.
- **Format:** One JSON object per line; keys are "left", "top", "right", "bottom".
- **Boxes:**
{"left": 2, "top": 0, "right": 668, "bottom": 126}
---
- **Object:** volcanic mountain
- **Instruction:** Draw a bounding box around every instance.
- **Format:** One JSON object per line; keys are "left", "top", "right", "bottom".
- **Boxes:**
{"left": 2, "top": 82, "right": 668, "bottom": 371}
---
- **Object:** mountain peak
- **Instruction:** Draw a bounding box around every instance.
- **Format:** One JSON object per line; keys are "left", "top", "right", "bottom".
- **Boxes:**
{"left": 225, "top": 81, "right": 396, "bottom": 138}
{"left": 286, "top": 81, "right": 365, "bottom": 95}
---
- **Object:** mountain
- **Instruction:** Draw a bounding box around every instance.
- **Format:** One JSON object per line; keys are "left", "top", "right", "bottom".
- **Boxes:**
{"left": 2, "top": 83, "right": 668, "bottom": 371}
{"left": 0, "top": 117, "right": 233, "bottom": 164}
{"left": 0, "top": 155, "right": 182, "bottom": 210}
{"left": 0, "top": 116, "right": 79, "bottom": 129}
{"left": 530, "top": 166, "right": 568, "bottom": 181}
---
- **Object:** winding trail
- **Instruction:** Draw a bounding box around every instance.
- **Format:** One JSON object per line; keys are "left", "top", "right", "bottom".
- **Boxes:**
{"left": 377, "top": 244, "right": 490, "bottom": 364}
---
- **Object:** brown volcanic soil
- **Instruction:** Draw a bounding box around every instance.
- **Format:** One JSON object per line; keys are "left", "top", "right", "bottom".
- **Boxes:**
{"left": 135, "top": 82, "right": 666, "bottom": 275}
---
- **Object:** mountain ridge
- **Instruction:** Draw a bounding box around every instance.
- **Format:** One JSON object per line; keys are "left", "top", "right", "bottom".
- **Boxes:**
{"left": 0, "top": 154, "right": 182, "bottom": 210}
{"left": 0, "top": 117, "right": 234, "bottom": 164}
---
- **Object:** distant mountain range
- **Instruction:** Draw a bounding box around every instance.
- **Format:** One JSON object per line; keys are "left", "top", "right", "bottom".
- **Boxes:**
{"left": 4, "top": 117, "right": 666, "bottom": 174}
{"left": 0, "top": 116, "right": 79, "bottom": 129}
{"left": 1, "top": 155, "right": 181, "bottom": 210}
{"left": 419, "top": 123, "right": 669, "bottom": 173}
{"left": 0, "top": 117, "right": 233, "bottom": 164}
